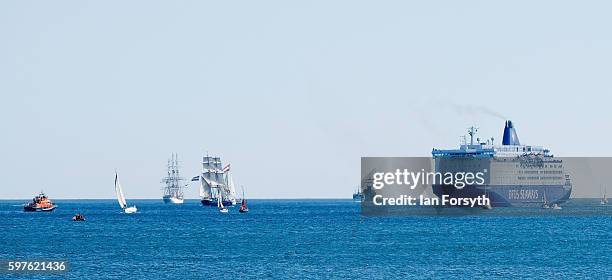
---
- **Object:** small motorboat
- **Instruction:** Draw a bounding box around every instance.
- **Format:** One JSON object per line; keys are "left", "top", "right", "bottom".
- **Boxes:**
{"left": 23, "top": 192, "right": 57, "bottom": 212}
{"left": 72, "top": 213, "right": 86, "bottom": 221}
{"left": 551, "top": 203, "right": 562, "bottom": 210}
{"left": 542, "top": 192, "right": 550, "bottom": 209}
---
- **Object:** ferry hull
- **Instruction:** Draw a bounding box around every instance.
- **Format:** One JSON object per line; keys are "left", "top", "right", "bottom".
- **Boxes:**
{"left": 432, "top": 184, "right": 572, "bottom": 207}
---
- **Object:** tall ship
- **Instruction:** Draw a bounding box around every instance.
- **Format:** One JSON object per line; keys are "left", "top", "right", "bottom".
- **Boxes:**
{"left": 432, "top": 120, "right": 572, "bottom": 207}
{"left": 352, "top": 186, "right": 363, "bottom": 201}
{"left": 193, "top": 155, "right": 237, "bottom": 206}
{"left": 23, "top": 192, "right": 57, "bottom": 212}
{"left": 162, "top": 153, "right": 186, "bottom": 204}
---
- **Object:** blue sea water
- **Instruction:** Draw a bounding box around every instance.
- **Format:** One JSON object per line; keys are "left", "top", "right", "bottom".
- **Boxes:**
{"left": 0, "top": 199, "right": 610, "bottom": 279}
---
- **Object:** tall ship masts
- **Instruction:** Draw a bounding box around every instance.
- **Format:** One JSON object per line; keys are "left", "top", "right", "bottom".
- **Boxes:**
{"left": 162, "top": 153, "right": 186, "bottom": 204}
{"left": 195, "top": 154, "right": 238, "bottom": 206}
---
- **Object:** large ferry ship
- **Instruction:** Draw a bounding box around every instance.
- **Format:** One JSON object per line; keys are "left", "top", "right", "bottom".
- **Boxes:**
{"left": 431, "top": 120, "right": 572, "bottom": 207}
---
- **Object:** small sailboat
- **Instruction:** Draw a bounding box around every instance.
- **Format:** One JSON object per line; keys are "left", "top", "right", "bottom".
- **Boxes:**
{"left": 239, "top": 186, "right": 249, "bottom": 213}
{"left": 541, "top": 191, "right": 550, "bottom": 209}
{"left": 482, "top": 186, "right": 492, "bottom": 209}
{"left": 482, "top": 199, "right": 492, "bottom": 210}
{"left": 551, "top": 203, "right": 562, "bottom": 210}
{"left": 115, "top": 171, "right": 137, "bottom": 213}
{"left": 217, "top": 192, "right": 228, "bottom": 213}
{"left": 601, "top": 185, "right": 608, "bottom": 205}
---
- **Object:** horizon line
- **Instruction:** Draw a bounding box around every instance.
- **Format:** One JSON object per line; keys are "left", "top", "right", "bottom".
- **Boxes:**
{"left": 0, "top": 196, "right": 603, "bottom": 200}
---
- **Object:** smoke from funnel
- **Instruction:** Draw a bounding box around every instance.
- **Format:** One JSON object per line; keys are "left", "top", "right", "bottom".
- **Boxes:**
{"left": 451, "top": 104, "right": 506, "bottom": 120}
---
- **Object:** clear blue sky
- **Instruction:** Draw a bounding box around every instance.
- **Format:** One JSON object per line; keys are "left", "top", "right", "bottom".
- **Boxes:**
{"left": 1, "top": 1, "right": 611, "bottom": 199}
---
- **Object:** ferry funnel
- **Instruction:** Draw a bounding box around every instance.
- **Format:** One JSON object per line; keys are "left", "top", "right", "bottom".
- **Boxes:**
{"left": 502, "top": 120, "right": 520, "bottom": 145}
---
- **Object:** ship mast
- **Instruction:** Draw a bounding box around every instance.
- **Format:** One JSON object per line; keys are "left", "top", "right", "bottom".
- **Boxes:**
{"left": 467, "top": 126, "right": 478, "bottom": 145}
{"left": 163, "top": 153, "right": 185, "bottom": 198}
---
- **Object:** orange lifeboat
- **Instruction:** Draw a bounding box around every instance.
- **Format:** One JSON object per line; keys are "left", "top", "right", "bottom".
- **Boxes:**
{"left": 23, "top": 192, "right": 57, "bottom": 212}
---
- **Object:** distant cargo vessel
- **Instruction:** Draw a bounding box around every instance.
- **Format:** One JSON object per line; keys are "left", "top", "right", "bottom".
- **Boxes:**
{"left": 432, "top": 121, "right": 572, "bottom": 207}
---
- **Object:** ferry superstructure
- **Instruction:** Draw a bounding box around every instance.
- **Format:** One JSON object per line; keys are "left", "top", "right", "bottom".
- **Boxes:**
{"left": 431, "top": 121, "right": 572, "bottom": 207}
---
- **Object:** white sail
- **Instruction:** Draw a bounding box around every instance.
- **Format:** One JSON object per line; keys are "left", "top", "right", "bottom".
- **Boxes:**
{"left": 198, "top": 155, "right": 239, "bottom": 205}
{"left": 200, "top": 156, "right": 224, "bottom": 200}
{"left": 200, "top": 176, "right": 212, "bottom": 198}
{"left": 224, "top": 171, "right": 238, "bottom": 204}
{"left": 217, "top": 188, "right": 225, "bottom": 209}
{"left": 202, "top": 156, "right": 216, "bottom": 170}
{"left": 213, "top": 157, "right": 222, "bottom": 170}
{"left": 115, "top": 172, "right": 127, "bottom": 209}
{"left": 202, "top": 170, "right": 225, "bottom": 188}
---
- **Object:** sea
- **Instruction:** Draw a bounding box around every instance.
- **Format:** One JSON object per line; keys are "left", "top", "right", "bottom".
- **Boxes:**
{"left": 0, "top": 199, "right": 610, "bottom": 279}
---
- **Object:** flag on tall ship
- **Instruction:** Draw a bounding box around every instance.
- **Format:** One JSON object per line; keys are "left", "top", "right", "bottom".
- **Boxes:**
{"left": 191, "top": 176, "right": 200, "bottom": 181}
{"left": 223, "top": 164, "right": 231, "bottom": 172}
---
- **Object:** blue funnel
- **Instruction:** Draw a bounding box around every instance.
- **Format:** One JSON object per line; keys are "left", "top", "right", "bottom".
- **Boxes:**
{"left": 502, "top": 120, "right": 520, "bottom": 145}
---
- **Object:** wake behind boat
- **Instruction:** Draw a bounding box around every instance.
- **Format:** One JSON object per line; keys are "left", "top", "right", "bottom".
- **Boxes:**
{"left": 115, "top": 171, "right": 137, "bottom": 213}
{"left": 23, "top": 192, "right": 57, "bottom": 212}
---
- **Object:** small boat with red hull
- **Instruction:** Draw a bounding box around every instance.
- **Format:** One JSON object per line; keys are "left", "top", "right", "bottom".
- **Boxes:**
{"left": 239, "top": 198, "right": 249, "bottom": 213}
{"left": 23, "top": 192, "right": 57, "bottom": 212}
{"left": 239, "top": 187, "right": 249, "bottom": 213}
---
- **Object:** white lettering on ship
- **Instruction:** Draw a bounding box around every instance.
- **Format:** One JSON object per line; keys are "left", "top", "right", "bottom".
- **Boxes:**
{"left": 508, "top": 189, "right": 539, "bottom": 200}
